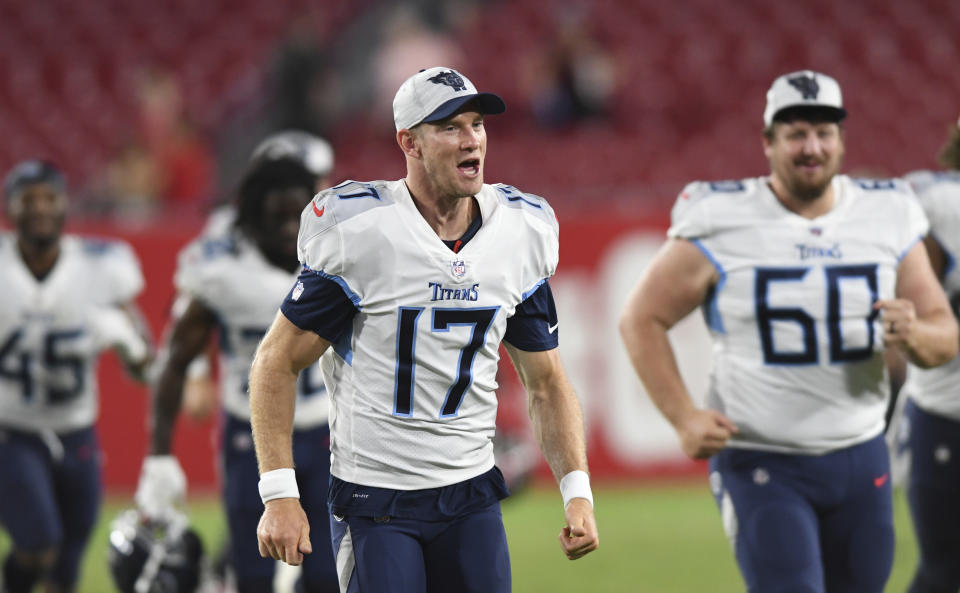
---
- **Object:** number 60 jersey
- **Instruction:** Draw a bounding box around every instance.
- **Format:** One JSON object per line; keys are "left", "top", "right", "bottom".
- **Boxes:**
{"left": 0, "top": 234, "right": 146, "bottom": 433}
{"left": 669, "top": 175, "right": 928, "bottom": 454}
{"left": 289, "top": 180, "right": 558, "bottom": 490}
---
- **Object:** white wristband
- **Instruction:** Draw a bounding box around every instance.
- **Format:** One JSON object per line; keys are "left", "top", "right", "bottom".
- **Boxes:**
{"left": 560, "top": 470, "right": 594, "bottom": 509}
{"left": 258, "top": 468, "right": 300, "bottom": 504}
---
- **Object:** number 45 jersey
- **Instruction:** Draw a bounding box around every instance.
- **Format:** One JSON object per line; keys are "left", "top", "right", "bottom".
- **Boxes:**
{"left": 291, "top": 180, "right": 559, "bottom": 490}
{"left": 669, "top": 175, "right": 928, "bottom": 454}
{"left": 0, "top": 234, "right": 146, "bottom": 433}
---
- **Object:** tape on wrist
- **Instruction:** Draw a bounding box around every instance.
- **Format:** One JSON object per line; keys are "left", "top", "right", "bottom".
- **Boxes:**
{"left": 560, "top": 470, "right": 593, "bottom": 509}
{"left": 258, "top": 468, "right": 300, "bottom": 504}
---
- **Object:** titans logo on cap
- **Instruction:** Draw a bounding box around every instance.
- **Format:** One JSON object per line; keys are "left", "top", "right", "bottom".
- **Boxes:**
{"left": 787, "top": 74, "right": 820, "bottom": 100}
{"left": 428, "top": 71, "right": 467, "bottom": 92}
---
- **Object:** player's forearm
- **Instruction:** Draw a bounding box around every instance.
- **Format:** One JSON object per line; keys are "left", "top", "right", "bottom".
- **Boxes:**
{"left": 249, "top": 349, "right": 298, "bottom": 472}
{"left": 618, "top": 314, "right": 697, "bottom": 428}
{"left": 150, "top": 357, "right": 188, "bottom": 455}
{"left": 528, "top": 379, "right": 589, "bottom": 482}
{"left": 905, "top": 311, "right": 959, "bottom": 368}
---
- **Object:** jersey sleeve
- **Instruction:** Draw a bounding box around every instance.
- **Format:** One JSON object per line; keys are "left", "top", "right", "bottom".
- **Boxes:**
{"left": 280, "top": 267, "right": 358, "bottom": 342}
{"left": 894, "top": 182, "right": 930, "bottom": 260}
{"left": 667, "top": 181, "right": 714, "bottom": 240}
{"left": 503, "top": 280, "right": 559, "bottom": 352}
{"left": 86, "top": 238, "right": 145, "bottom": 303}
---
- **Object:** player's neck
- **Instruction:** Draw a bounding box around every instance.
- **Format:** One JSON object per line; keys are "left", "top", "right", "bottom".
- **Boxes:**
{"left": 404, "top": 180, "right": 480, "bottom": 241}
{"left": 17, "top": 237, "right": 60, "bottom": 281}
{"left": 768, "top": 178, "right": 836, "bottom": 219}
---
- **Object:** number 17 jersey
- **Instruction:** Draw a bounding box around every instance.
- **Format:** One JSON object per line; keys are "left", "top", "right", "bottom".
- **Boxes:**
{"left": 286, "top": 180, "right": 559, "bottom": 490}
{"left": 669, "top": 175, "right": 928, "bottom": 454}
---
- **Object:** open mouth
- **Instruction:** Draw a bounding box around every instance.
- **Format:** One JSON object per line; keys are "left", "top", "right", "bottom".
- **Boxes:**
{"left": 458, "top": 159, "right": 480, "bottom": 176}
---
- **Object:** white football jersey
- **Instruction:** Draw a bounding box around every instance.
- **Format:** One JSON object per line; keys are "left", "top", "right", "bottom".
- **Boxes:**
{"left": 175, "top": 233, "right": 328, "bottom": 427}
{"left": 902, "top": 170, "right": 960, "bottom": 419}
{"left": 296, "top": 180, "right": 558, "bottom": 489}
{"left": 669, "top": 175, "right": 928, "bottom": 454}
{"left": 0, "top": 233, "right": 146, "bottom": 433}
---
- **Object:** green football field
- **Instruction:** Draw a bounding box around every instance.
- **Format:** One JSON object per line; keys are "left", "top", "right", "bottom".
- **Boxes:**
{"left": 1, "top": 482, "right": 920, "bottom": 592}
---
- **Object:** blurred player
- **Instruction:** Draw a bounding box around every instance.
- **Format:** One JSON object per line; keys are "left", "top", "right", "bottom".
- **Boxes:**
{"left": 899, "top": 115, "right": 960, "bottom": 593}
{"left": 178, "top": 131, "right": 335, "bottom": 420}
{"left": 619, "top": 71, "right": 958, "bottom": 593}
{"left": 251, "top": 66, "right": 598, "bottom": 592}
{"left": 135, "top": 155, "right": 338, "bottom": 593}
{"left": 0, "top": 160, "right": 151, "bottom": 593}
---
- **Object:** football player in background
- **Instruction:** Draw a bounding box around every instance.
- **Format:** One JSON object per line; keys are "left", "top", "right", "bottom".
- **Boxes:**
{"left": 898, "top": 115, "right": 960, "bottom": 593}
{"left": 619, "top": 71, "right": 958, "bottom": 593}
{"left": 251, "top": 66, "right": 598, "bottom": 592}
{"left": 178, "top": 131, "right": 335, "bottom": 421}
{"left": 0, "top": 160, "right": 151, "bottom": 593}
{"left": 135, "top": 155, "right": 338, "bottom": 593}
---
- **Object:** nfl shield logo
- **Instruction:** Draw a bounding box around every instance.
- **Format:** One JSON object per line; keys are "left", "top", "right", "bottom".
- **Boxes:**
{"left": 291, "top": 281, "right": 305, "bottom": 301}
{"left": 451, "top": 260, "right": 467, "bottom": 278}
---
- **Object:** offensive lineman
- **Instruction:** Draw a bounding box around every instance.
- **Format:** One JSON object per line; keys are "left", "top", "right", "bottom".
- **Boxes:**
{"left": 251, "top": 66, "right": 599, "bottom": 592}
{"left": 619, "top": 71, "right": 958, "bottom": 592}
{"left": 135, "top": 156, "right": 338, "bottom": 593}
{"left": 899, "top": 116, "right": 960, "bottom": 593}
{"left": 0, "top": 161, "right": 151, "bottom": 593}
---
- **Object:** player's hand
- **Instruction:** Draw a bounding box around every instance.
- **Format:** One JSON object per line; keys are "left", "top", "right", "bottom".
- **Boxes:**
{"left": 182, "top": 376, "right": 217, "bottom": 421}
{"left": 257, "top": 498, "right": 312, "bottom": 566}
{"left": 675, "top": 408, "right": 738, "bottom": 459}
{"left": 135, "top": 455, "right": 186, "bottom": 520}
{"left": 875, "top": 299, "right": 918, "bottom": 352}
{"left": 558, "top": 497, "right": 599, "bottom": 560}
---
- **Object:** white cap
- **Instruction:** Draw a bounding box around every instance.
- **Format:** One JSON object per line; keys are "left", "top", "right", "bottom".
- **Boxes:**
{"left": 251, "top": 130, "right": 334, "bottom": 178}
{"left": 393, "top": 66, "right": 506, "bottom": 131}
{"left": 763, "top": 70, "right": 847, "bottom": 126}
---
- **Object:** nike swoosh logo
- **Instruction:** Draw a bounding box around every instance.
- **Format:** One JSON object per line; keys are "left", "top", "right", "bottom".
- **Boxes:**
{"left": 873, "top": 473, "right": 889, "bottom": 488}
{"left": 548, "top": 322, "right": 559, "bottom": 334}
{"left": 312, "top": 202, "right": 325, "bottom": 217}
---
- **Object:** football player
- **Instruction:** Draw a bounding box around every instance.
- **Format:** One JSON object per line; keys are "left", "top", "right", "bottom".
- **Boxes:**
{"left": 619, "top": 71, "right": 958, "bottom": 592}
{"left": 135, "top": 156, "right": 338, "bottom": 593}
{"left": 899, "top": 115, "right": 960, "bottom": 593}
{"left": 0, "top": 160, "right": 151, "bottom": 593}
{"left": 251, "top": 66, "right": 599, "bottom": 592}
{"left": 177, "top": 131, "right": 335, "bottom": 420}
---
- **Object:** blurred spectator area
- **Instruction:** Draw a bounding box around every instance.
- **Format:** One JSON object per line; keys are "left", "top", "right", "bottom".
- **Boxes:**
{"left": 0, "top": 0, "right": 362, "bottom": 205}
{"left": 1, "top": 0, "right": 959, "bottom": 220}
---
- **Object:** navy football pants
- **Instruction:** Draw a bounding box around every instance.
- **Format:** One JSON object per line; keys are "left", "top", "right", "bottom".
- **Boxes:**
{"left": 709, "top": 434, "right": 894, "bottom": 593}
{"left": 330, "top": 501, "right": 511, "bottom": 593}
{"left": 0, "top": 426, "right": 101, "bottom": 590}
{"left": 904, "top": 400, "right": 960, "bottom": 593}
{"left": 222, "top": 415, "right": 338, "bottom": 592}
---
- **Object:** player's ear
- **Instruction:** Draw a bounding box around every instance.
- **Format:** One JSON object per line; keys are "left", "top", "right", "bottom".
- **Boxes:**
{"left": 761, "top": 127, "right": 775, "bottom": 158}
{"left": 397, "top": 129, "right": 421, "bottom": 159}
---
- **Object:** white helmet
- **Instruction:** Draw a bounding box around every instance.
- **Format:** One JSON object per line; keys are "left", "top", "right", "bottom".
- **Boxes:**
{"left": 250, "top": 130, "right": 334, "bottom": 178}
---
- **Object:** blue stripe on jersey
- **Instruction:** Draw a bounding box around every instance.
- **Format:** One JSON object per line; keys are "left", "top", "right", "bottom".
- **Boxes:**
{"left": 281, "top": 268, "right": 359, "bottom": 343}
{"left": 690, "top": 239, "right": 727, "bottom": 333}
{"left": 898, "top": 235, "right": 923, "bottom": 262}
{"left": 521, "top": 278, "right": 546, "bottom": 301}
{"left": 503, "top": 281, "right": 559, "bottom": 352}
